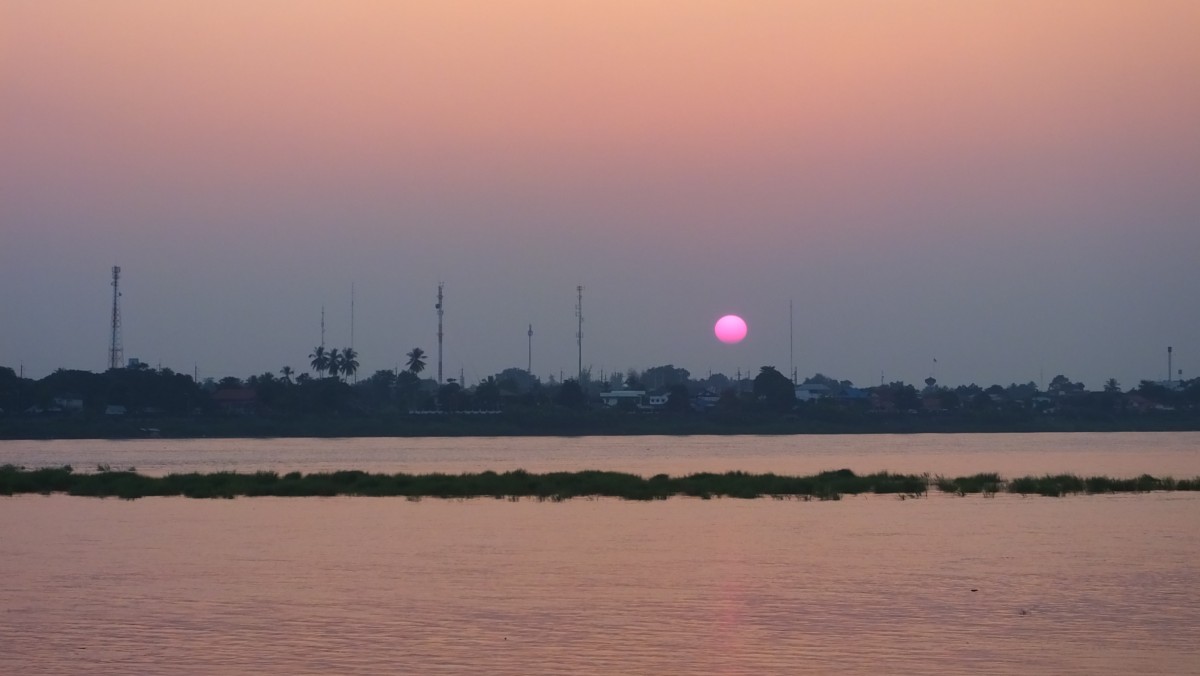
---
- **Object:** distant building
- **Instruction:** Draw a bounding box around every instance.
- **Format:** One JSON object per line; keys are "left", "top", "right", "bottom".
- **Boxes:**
{"left": 599, "top": 390, "right": 646, "bottom": 408}
{"left": 53, "top": 396, "right": 84, "bottom": 413}
{"left": 212, "top": 388, "right": 258, "bottom": 415}
{"left": 645, "top": 393, "right": 669, "bottom": 408}
{"left": 794, "top": 383, "right": 832, "bottom": 401}
{"left": 690, "top": 390, "right": 721, "bottom": 412}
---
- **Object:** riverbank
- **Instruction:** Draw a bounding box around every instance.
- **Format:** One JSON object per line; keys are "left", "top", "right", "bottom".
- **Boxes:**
{"left": 3, "top": 408, "right": 1198, "bottom": 439}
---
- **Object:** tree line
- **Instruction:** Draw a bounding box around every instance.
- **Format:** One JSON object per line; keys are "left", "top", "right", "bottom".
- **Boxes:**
{"left": 1, "top": 354, "right": 1198, "bottom": 432}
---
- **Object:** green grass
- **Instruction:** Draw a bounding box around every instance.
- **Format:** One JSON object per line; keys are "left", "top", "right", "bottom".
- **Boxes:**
{"left": 1, "top": 464, "right": 1197, "bottom": 501}
{"left": 934, "top": 473, "right": 1002, "bottom": 496}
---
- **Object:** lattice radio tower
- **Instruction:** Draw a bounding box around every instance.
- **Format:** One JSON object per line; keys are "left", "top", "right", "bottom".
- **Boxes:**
{"left": 575, "top": 285, "right": 583, "bottom": 382}
{"left": 108, "top": 266, "right": 123, "bottom": 370}
{"left": 436, "top": 282, "right": 445, "bottom": 384}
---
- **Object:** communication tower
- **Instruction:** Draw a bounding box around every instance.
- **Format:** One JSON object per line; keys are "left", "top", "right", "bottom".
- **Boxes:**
{"left": 437, "top": 283, "right": 445, "bottom": 384}
{"left": 789, "top": 298, "right": 795, "bottom": 384}
{"left": 108, "top": 266, "right": 123, "bottom": 370}
{"left": 575, "top": 285, "right": 584, "bottom": 382}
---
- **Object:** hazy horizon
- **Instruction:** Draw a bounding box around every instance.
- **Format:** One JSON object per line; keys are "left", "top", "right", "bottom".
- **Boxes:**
{"left": 3, "top": 1, "right": 1198, "bottom": 389}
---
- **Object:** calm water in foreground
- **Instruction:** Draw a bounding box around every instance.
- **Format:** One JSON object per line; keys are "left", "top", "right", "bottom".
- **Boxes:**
{"left": 2, "top": 433, "right": 1199, "bottom": 674}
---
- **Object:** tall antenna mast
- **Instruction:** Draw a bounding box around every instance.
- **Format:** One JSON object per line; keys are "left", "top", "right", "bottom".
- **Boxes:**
{"left": 789, "top": 298, "right": 795, "bottom": 384}
{"left": 436, "top": 282, "right": 444, "bottom": 385}
{"left": 1168, "top": 346, "right": 1173, "bottom": 384}
{"left": 320, "top": 306, "right": 326, "bottom": 349}
{"left": 350, "top": 283, "right": 355, "bottom": 349}
{"left": 108, "top": 266, "right": 123, "bottom": 370}
{"left": 575, "top": 285, "right": 583, "bottom": 382}
{"left": 528, "top": 323, "right": 533, "bottom": 373}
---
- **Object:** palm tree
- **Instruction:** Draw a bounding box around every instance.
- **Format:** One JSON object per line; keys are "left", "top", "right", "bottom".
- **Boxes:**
{"left": 309, "top": 346, "right": 329, "bottom": 376}
{"left": 406, "top": 347, "right": 427, "bottom": 374}
{"left": 340, "top": 347, "right": 359, "bottom": 383}
{"left": 326, "top": 348, "right": 342, "bottom": 380}
{"left": 279, "top": 366, "right": 294, "bottom": 385}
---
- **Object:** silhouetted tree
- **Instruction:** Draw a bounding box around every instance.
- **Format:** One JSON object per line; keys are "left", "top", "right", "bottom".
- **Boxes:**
{"left": 493, "top": 367, "right": 538, "bottom": 393}
{"left": 309, "top": 346, "right": 329, "bottom": 377}
{"left": 474, "top": 376, "right": 501, "bottom": 409}
{"left": 642, "top": 365, "right": 690, "bottom": 390}
{"left": 326, "top": 348, "right": 342, "bottom": 380}
{"left": 394, "top": 370, "right": 422, "bottom": 409}
{"left": 406, "top": 348, "right": 427, "bottom": 374}
{"left": 624, "top": 369, "right": 643, "bottom": 390}
{"left": 438, "top": 381, "right": 468, "bottom": 411}
{"left": 665, "top": 384, "right": 691, "bottom": 413}
{"left": 340, "top": 347, "right": 359, "bottom": 382}
{"left": 1049, "top": 374, "right": 1083, "bottom": 395}
{"left": 279, "top": 366, "right": 294, "bottom": 384}
{"left": 555, "top": 379, "right": 586, "bottom": 409}
{"left": 753, "top": 366, "right": 794, "bottom": 412}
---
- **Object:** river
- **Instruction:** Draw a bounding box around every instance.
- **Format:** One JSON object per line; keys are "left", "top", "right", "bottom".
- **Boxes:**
{"left": 2, "top": 433, "right": 1198, "bottom": 674}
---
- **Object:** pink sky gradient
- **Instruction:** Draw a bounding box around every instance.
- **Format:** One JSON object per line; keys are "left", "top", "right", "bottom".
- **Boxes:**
{"left": 2, "top": 1, "right": 1198, "bottom": 388}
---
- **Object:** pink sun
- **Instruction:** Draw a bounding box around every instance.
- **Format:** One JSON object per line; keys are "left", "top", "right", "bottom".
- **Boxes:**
{"left": 714, "top": 315, "right": 748, "bottom": 344}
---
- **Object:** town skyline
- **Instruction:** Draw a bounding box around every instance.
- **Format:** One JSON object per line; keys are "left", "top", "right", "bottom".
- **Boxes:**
{"left": 0, "top": 267, "right": 1189, "bottom": 393}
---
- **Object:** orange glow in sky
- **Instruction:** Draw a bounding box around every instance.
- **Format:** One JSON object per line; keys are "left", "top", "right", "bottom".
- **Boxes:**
{"left": 2, "top": 1, "right": 1198, "bottom": 385}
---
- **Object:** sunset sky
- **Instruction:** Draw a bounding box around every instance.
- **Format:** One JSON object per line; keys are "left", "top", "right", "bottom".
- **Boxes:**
{"left": 3, "top": 1, "right": 1198, "bottom": 389}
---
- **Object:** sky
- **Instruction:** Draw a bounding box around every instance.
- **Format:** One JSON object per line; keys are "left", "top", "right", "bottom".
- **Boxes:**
{"left": 2, "top": 0, "right": 1198, "bottom": 390}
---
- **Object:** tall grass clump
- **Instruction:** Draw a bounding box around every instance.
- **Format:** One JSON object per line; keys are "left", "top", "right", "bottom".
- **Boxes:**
{"left": 1007, "top": 474, "right": 1086, "bottom": 497}
{"left": 935, "top": 473, "right": 1001, "bottom": 496}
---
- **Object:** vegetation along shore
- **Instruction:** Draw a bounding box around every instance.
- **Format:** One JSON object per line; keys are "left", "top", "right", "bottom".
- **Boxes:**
{"left": 3, "top": 362, "right": 1199, "bottom": 439}
{"left": 3, "top": 465, "right": 1197, "bottom": 501}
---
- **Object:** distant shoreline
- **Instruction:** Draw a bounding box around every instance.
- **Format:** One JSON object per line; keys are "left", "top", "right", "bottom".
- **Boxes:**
{"left": 2, "top": 410, "right": 1198, "bottom": 440}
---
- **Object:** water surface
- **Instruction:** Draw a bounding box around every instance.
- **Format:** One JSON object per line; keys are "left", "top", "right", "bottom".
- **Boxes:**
{"left": 2, "top": 431, "right": 1198, "bottom": 477}
{"left": 2, "top": 433, "right": 1198, "bottom": 674}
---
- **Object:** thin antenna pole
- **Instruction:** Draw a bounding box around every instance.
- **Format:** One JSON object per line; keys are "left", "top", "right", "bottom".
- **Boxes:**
{"left": 350, "top": 283, "right": 357, "bottom": 383}
{"left": 1168, "top": 346, "right": 1173, "bottom": 384}
{"left": 575, "top": 285, "right": 583, "bottom": 382}
{"left": 789, "top": 298, "right": 795, "bottom": 384}
{"left": 109, "top": 266, "right": 123, "bottom": 370}
{"left": 320, "top": 306, "right": 326, "bottom": 349}
{"left": 437, "top": 283, "right": 444, "bottom": 385}
{"left": 528, "top": 324, "right": 533, "bottom": 373}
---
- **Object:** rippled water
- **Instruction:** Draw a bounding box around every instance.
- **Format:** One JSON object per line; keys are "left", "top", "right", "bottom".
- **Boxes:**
{"left": 3, "top": 431, "right": 1199, "bottom": 477}
{"left": 2, "top": 434, "right": 1199, "bottom": 674}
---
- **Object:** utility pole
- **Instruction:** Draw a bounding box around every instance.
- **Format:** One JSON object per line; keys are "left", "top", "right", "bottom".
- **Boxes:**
{"left": 320, "top": 306, "right": 326, "bottom": 349}
{"left": 527, "top": 324, "right": 533, "bottom": 373}
{"left": 436, "top": 283, "right": 444, "bottom": 385}
{"left": 1168, "top": 346, "right": 1173, "bottom": 384}
{"left": 789, "top": 298, "right": 795, "bottom": 384}
{"left": 108, "top": 266, "right": 123, "bottom": 370}
{"left": 575, "top": 285, "right": 583, "bottom": 382}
